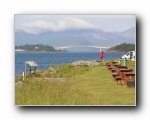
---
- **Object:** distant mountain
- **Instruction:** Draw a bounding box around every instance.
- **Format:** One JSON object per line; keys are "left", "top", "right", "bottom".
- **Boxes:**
{"left": 121, "top": 27, "right": 136, "bottom": 39}
{"left": 15, "top": 27, "right": 136, "bottom": 52}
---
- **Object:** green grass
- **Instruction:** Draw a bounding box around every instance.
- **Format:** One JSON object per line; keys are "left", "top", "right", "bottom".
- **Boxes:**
{"left": 15, "top": 61, "right": 135, "bottom": 105}
{"left": 127, "top": 60, "right": 135, "bottom": 71}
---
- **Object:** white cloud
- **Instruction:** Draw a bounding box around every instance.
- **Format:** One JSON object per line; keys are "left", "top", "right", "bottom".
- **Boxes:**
{"left": 16, "top": 17, "right": 98, "bottom": 34}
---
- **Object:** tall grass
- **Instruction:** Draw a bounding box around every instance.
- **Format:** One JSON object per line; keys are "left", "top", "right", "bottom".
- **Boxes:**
{"left": 44, "top": 64, "right": 89, "bottom": 79}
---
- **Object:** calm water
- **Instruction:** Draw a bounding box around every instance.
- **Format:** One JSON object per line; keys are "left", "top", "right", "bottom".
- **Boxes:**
{"left": 15, "top": 52, "right": 126, "bottom": 74}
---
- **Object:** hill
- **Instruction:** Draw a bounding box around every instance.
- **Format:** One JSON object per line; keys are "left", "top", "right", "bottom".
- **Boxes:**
{"left": 107, "top": 43, "right": 135, "bottom": 52}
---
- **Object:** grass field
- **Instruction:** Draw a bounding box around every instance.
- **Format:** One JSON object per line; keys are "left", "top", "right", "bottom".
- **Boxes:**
{"left": 15, "top": 60, "right": 135, "bottom": 106}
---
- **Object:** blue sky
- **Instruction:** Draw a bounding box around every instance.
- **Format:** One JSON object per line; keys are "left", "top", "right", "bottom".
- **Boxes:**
{"left": 15, "top": 15, "right": 136, "bottom": 34}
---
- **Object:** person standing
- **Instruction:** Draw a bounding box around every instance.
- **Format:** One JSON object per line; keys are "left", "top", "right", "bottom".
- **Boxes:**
{"left": 100, "top": 50, "right": 104, "bottom": 62}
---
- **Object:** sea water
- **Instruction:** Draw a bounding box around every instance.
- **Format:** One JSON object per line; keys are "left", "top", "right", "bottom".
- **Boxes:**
{"left": 15, "top": 52, "right": 126, "bottom": 74}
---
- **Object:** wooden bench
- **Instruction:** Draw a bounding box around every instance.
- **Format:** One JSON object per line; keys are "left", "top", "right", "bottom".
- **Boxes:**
{"left": 115, "top": 76, "right": 122, "bottom": 85}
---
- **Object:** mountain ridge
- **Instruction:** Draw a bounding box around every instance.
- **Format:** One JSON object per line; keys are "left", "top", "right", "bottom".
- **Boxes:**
{"left": 15, "top": 27, "right": 135, "bottom": 52}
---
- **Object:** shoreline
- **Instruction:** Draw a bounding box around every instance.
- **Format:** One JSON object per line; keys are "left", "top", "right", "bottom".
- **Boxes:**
{"left": 15, "top": 59, "right": 112, "bottom": 75}
{"left": 15, "top": 51, "right": 127, "bottom": 53}
{"left": 15, "top": 59, "right": 103, "bottom": 81}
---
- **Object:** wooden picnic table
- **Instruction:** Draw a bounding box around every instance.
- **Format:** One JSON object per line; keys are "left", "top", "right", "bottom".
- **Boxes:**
{"left": 112, "top": 61, "right": 118, "bottom": 65}
{"left": 123, "top": 72, "right": 135, "bottom": 85}
{"left": 110, "top": 69, "right": 116, "bottom": 73}
{"left": 117, "top": 66, "right": 128, "bottom": 71}
{"left": 119, "top": 69, "right": 133, "bottom": 78}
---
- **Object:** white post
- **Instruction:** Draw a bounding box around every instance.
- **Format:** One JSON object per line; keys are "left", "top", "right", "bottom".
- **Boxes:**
{"left": 22, "top": 72, "right": 24, "bottom": 80}
{"left": 25, "top": 62, "right": 26, "bottom": 76}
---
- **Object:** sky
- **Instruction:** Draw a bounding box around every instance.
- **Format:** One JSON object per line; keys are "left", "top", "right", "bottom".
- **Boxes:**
{"left": 15, "top": 15, "right": 136, "bottom": 34}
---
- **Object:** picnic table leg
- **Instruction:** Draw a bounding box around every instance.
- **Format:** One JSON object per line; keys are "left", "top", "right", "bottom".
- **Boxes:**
{"left": 120, "top": 71, "right": 124, "bottom": 78}
{"left": 132, "top": 76, "right": 135, "bottom": 79}
{"left": 113, "top": 76, "right": 116, "bottom": 80}
{"left": 112, "top": 75, "right": 117, "bottom": 81}
{"left": 118, "top": 79, "right": 121, "bottom": 85}
{"left": 124, "top": 75, "right": 129, "bottom": 85}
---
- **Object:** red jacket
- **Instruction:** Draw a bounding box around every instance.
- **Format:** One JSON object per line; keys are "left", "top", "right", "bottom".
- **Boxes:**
{"left": 100, "top": 51, "right": 104, "bottom": 59}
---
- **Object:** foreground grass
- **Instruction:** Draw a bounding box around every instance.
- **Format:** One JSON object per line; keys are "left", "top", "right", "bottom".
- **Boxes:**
{"left": 15, "top": 61, "right": 135, "bottom": 105}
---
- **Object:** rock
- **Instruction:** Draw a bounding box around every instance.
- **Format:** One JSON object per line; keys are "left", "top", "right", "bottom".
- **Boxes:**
{"left": 71, "top": 60, "right": 100, "bottom": 66}
{"left": 48, "top": 66, "right": 58, "bottom": 73}
{"left": 48, "top": 66, "right": 55, "bottom": 71}
{"left": 15, "top": 74, "right": 23, "bottom": 81}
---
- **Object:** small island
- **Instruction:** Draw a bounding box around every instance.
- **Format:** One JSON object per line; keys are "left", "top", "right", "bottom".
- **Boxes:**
{"left": 15, "top": 44, "right": 67, "bottom": 52}
{"left": 107, "top": 43, "right": 135, "bottom": 52}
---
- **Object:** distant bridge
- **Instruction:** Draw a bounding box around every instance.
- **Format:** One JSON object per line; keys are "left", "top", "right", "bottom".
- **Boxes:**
{"left": 55, "top": 45, "right": 111, "bottom": 51}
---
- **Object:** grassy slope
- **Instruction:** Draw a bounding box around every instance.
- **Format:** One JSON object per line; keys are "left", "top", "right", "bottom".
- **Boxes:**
{"left": 15, "top": 61, "right": 135, "bottom": 105}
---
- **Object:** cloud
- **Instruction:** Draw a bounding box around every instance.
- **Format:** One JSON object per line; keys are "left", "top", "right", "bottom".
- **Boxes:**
{"left": 16, "top": 17, "right": 98, "bottom": 34}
